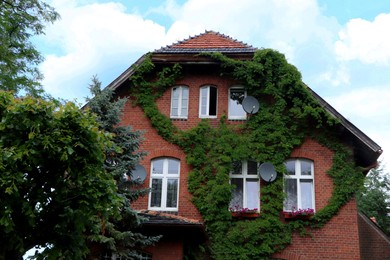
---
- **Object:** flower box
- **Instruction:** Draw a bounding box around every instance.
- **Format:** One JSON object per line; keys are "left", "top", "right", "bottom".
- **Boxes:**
{"left": 231, "top": 212, "right": 260, "bottom": 219}
{"left": 229, "top": 207, "right": 260, "bottom": 219}
{"left": 283, "top": 208, "right": 314, "bottom": 220}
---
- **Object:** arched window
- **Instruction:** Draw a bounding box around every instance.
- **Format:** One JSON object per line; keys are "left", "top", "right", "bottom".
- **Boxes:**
{"left": 170, "top": 86, "right": 189, "bottom": 119}
{"left": 228, "top": 86, "right": 246, "bottom": 120}
{"left": 283, "top": 159, "right": 315, "bottom": 212}
{"left": 199, "top": 85, "right": 217, "bottom": 118}
{"left": 229, "top": 160, "right": 260, "bottom": 211}
{"left": 149, "top": 157, "right": 180, "bottom": 211}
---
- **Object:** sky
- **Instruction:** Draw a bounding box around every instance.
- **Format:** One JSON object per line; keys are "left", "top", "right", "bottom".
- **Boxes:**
{"left": 35, "top": 0, "right": 390, "bottom": 171}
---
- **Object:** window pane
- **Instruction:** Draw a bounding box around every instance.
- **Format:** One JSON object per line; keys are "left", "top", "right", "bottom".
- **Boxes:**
{"left": 246, "top": 179, "right": 259, "bottom": 209}
{"left": 151, "top": 179, "right": 162, "bottom": 207}
{"left": 230, "top": 178, "right": 243, "bottom": 209}
{"left": 285, "top": 160, "right": 295, "bottom": 175}
{"left": 209, "top": 87, "right": 217, "bottom": 116}
{"left": 152, "top": 159, "right": 164, "bottom": 174}
{"left": 301, "top": 160, "right": 312, "bottom": 176}
{"left": 168, "top": 159, "right": 179, "bottom": 175}
{"left": 300, "top": 180, "right": 313, "bottom": 209}
{"left": 171, "top": 88, "right": 179, "bottom": 116}
{"left": 181, "top": 96, "right": 188, "bottom": 117}
{"left": 229, "top": 89, "right": 246, "bottom": 117}
{"left": 284, "top": 178, "right": 297, "bottom": 210}
{"left": 166, "top": 179, "right": 178, "bottom": 207}
{"left": 182, "top": 87, "right": 188, "bottom": 98}
{"left": 247, "top": 160, "right": 258, "bottom": 175}
{"left": 172, "top": 87, "right": 179, "bottom": 97}
{"left": 200, "top": 88, "right": 208, "bottom": 115}
{"left": 232, "top": 161, "right": 242, "bottom": 175}
{"left": 171, "top": 107, "right": 178, "bottom": 116}
{"left": 172, "top": 98, "right": 179, "bottom": 108}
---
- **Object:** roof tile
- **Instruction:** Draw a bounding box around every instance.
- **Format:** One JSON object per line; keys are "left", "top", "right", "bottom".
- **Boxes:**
{"left": 155, "top": 30, "right": 257, "bottom": 53}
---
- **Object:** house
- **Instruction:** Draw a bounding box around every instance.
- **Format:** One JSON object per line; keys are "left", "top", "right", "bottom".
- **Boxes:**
{"left": 104, "top": 31, "right": 388, "bottom": 259}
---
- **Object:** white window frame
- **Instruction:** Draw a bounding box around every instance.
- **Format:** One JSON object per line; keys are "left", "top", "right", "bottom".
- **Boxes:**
{"left": 283, "top": 158, "right": 315, "bottom": 212}
{"left": 149, "top": 158, "right": 180, "bottom": 211}
{"left": 229, "top": 160, "right": 260, "bottom": 211}
{"left": 199, "top": 85, "right": 218, "bottom": 118}
{"left": 228, "top": 86, "right": 247, "bottom": 120}
{"left": 170, "top": 86, "right": 189, "bottom": 119}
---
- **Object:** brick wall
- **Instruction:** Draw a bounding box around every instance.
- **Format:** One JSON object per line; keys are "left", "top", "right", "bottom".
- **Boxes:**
{"left": 274, "top": 199, "right": 361, "bottom": 259}
{"left": 120, "top": 69, "right": 364, "bottom": 259}
{"left": 145, "top": 238, "right": 183, "bottom": 260}
{"left": 358, "top": 212, "right": 390, "bottom": 259}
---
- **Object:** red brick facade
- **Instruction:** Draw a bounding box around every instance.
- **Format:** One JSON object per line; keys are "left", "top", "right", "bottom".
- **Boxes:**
{"left": 119, "top": 69, "right": 363, "bottom": 259}
{"left": 110, "top": 32, "right": 383, "bottom": 259}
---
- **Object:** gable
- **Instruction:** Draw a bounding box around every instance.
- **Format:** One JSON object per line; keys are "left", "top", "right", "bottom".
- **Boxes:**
{"left": 105, "top": 31, "right": 381, "bottom": 169}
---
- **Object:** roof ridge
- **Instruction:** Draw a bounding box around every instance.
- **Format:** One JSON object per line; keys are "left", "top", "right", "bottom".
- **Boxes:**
{"left": 154, "top": 30, "right": 257, "bottom": 53}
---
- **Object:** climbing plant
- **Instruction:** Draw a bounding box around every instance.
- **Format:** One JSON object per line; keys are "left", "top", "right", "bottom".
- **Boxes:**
{"left": 127, "top": 50, "right": 366, "bottom": 259}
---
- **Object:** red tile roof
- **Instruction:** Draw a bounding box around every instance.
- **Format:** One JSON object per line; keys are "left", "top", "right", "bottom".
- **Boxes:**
{"left": 155, "top": 30, "right": 257, "bottom": 53}
{"left": 172, "top": 31, "right": 250, "bottom": 49}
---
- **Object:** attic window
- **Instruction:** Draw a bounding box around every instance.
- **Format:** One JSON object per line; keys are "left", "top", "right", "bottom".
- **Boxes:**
{"left": 228, "top": 87, "right": 246, "bottom": 120}
{"left": 199, "top": 85, "right": 217, "bottom": 118}
{"left": 170, "top": 86, "right": 189, "bottom": 119}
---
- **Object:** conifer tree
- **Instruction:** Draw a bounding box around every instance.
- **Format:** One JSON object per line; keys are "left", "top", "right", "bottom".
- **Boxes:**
{"left": 86, "top": 76, "right": 160, "bottom": 258}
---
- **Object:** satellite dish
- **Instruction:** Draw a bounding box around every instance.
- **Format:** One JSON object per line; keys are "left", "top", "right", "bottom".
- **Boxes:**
{"left": 242, "top": 96, "right": 259, "bottom": 114}
{"left": 131, "top": 164, "right": 147, "bottom": 182}
{"left": 259, "top": 162, "right": 277, "bottom": 182}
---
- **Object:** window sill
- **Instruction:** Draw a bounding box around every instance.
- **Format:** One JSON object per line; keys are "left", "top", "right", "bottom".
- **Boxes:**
{"left": 228, "top": 118, "right": 247, "bottom": 121}
{"left": 231, "top": 212, "right": 260, "bottom": 219}
{"left": 283, "top": 212, "right": 313, "bottom": 220}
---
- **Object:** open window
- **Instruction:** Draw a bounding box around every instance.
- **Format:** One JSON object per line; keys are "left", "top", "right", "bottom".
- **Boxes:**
{"left": 199, "top": 85, "right": 217, "bottom": 118}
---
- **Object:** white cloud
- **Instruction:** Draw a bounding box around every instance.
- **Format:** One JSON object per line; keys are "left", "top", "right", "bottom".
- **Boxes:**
{"left": 39, "top": 1, "right": 166, "bottom": 100}
{"left": 317, "top": 63, "right": 350, "bottom": 87}
{"left": 163, "top": 0, "right": 338, "bottom": 61}
{"left": 335, "top": 13, "right": 390, "bottom": 65}
{"left": 326, "top": 86, "right": 390, "bottom": 119}
{"left": 325, "top": 87, "right": 390, "bottom": 170}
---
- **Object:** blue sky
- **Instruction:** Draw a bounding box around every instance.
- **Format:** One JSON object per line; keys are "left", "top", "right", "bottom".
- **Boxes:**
{"left": 35, "top": 0, "right": 390, "bottom": 170}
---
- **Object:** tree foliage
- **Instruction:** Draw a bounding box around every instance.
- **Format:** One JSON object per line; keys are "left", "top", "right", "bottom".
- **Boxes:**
{"left": 0, "top": 91, "right": 122, "bottom": 259}
{"left": 85, "top": 77, "right": 160, "bottom": 259}
{"left": 0, "top": 0, "right": 59, "bottom": 97}
{"left": 358, "top": 165, "right": 390, "bottom": 235}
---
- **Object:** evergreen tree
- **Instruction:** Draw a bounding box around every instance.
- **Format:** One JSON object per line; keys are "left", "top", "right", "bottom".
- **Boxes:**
{"left": 357, "top": 165, "right": 390, "bottom": 235}
{"left": 86, "top": 76, "right": 160, "bottom": 258}
{"left": 0, "top": 0, "right": 59, "bottom": 97}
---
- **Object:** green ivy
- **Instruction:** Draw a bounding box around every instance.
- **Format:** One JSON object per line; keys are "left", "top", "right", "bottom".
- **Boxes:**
{"left": 127, "top": 50, "right": 366, "bottom": 259}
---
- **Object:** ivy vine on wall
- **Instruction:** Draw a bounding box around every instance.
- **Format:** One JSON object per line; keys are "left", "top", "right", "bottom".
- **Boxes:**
{"left": 127, "top": 50, "right": 365, "bottom": 259}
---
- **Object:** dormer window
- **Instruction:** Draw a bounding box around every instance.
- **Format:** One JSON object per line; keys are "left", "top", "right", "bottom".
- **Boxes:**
{"left": 199, "top": 85, "right": 217, "bottom": 118}
{"left": 228, "top": 86, "right": 246, "bottom": 120}
{"left": 170, "top": 86, "right": 189, "bottom": 119}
